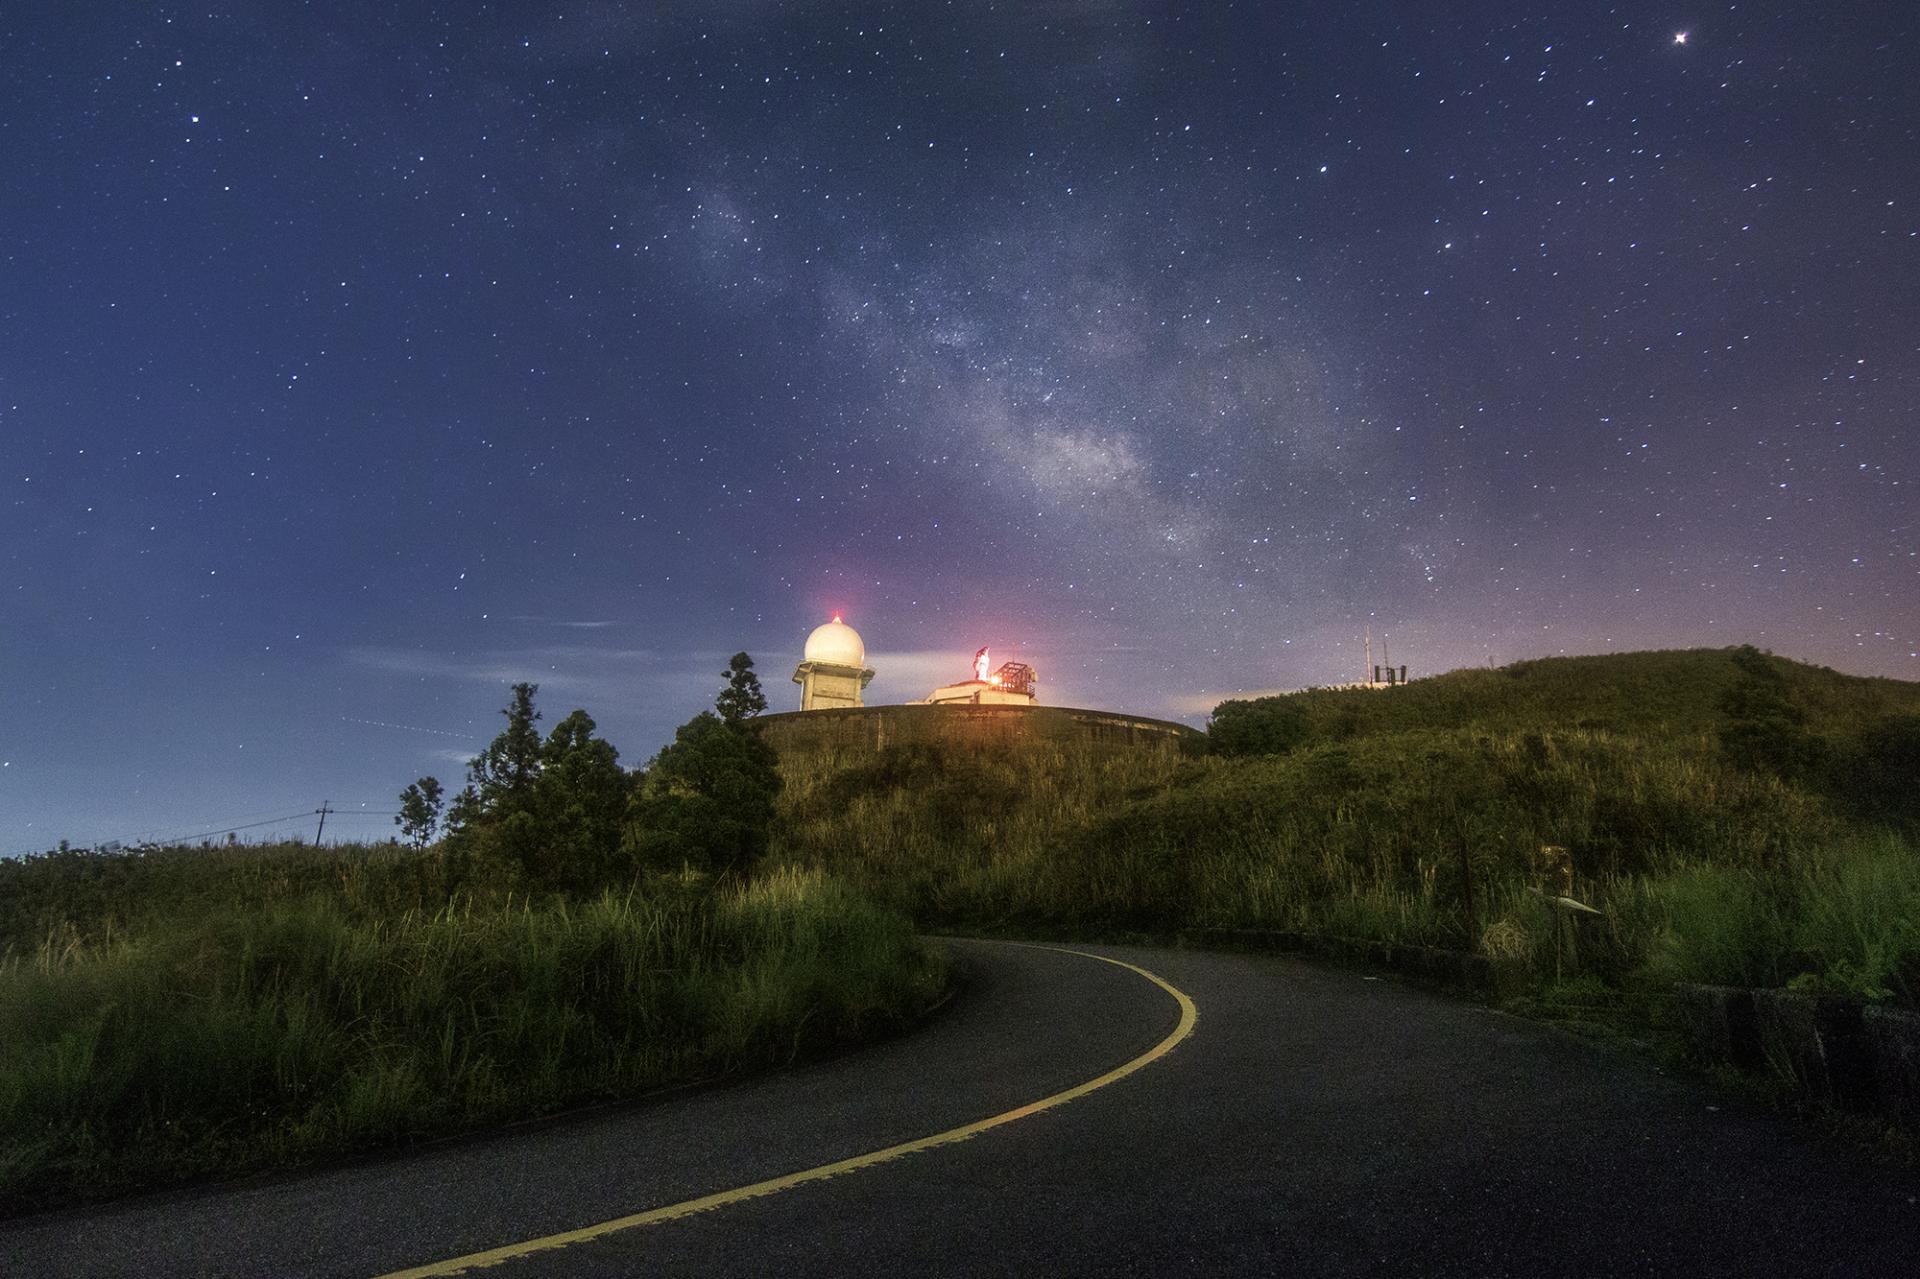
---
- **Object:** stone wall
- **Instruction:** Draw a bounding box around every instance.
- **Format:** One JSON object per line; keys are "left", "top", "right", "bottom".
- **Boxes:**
{"left": 754, "top": 703, "right": 1203, "bottom": 758}
{"left": 1671, "top": 983, "right": 1920, "bottom": 1130}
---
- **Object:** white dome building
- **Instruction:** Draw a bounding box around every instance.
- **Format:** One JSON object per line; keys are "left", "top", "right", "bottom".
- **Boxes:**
{"left": 793, "top": 614, "right": 876, "bottom": 711}
{"left": 802, "top": 618, "right": 866, "bottom": 669}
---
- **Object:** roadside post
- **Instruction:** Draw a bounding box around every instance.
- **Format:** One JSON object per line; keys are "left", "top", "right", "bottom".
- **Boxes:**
{"left": 1532, "top": 844, "right": 1602, "bottom": 980}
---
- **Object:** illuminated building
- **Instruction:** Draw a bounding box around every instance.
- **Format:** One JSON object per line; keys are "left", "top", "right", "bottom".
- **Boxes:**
{"left": 792, "top": 615, "right": 875, "bottom": 711}
{"left": 924, "top": 645, "right": 1038, "bottom": 706}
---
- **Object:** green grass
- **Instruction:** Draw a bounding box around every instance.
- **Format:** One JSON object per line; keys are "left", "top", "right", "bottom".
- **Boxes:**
{"left": 1640, "top": 835, "right": 1920, "bottom": 1000}
{"left": 9, "top": 646, "right": 1912, "bottom": 1208}
{"left": 1273, "top": 647, "right": 1920, "bottom": 742}
{"left": 0, "top": 865, "right": 945, "bottom": 1213}
{"left": 771, "top": 648, "right": 1920, "bottom": 1007}
{"left": 0, "top": 839, "right": 488, "bottom": 953}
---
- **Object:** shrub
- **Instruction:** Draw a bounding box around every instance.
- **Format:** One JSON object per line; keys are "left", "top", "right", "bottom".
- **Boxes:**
{"left": 1846, "top": 713, "right": 1920, "bottom": 820}
{"left": 1644, "top": 865, "right": 1793, "bottom": 988}
{"left": 1208, "top": 697, "right": 1310, "bottom": 756}
{"left": 625, "top": 713, "right": 782, "bottom": 875}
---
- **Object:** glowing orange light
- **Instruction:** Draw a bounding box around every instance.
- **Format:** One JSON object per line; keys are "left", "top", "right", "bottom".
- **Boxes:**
{"left": 989, "top": 674, "right": 1002, "bottom": 685}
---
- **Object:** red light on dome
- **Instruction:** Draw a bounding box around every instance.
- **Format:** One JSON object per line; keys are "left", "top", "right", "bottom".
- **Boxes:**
{"left": 831, "top": 613, "right": 843, "bottom": 624}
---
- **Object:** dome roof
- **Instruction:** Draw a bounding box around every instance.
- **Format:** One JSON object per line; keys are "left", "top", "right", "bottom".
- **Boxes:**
{"left": 803, "top": 616, "right": 866, "bottom": 668}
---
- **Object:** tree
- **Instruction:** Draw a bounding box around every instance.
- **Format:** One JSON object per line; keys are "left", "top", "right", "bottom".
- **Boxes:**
{"left": 443, "top": 682, "right": 545, "bottom": 868}
{"left": 624, "top": 711, "right": 781, "bottom": 875}
{"left": 1208, "top": 697, "right": 1310, "bottom": 756}
{"left": 715, "top": 651, "right": 768, "bottom": 724}
{"left": 525, "top": 709, "right": 631, "bottom": 891}
{"left": 442, "top": 685, "right": 637, "bottom": 891}
{"left": 395, "top": 776, "right": 445, "bottom": 848}
{"left": 463, "top": 682, "right": 544, "bottom": 814}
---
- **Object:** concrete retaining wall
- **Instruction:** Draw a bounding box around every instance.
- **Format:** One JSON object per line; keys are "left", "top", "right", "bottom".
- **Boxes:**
{"left": 1669, "top": 984, "right": 1764, "bottom": 1073}
{"left": 1672, "top": 984, "right": 1920, "bottom": 1128}
{"left": 756, "top": 703, "right": 1204, "bottom": 759}
{"left": 1866, "top": 1006, "right": 1920, "bottom": 1130}
{"left": 1178, "top": 926, "right": 1529, "bottom": 998}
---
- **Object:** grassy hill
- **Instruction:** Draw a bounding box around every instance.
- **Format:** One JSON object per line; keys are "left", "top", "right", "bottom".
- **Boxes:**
{"left": 1262, "top": 647, "right": 1920, "bottom": 742}
{"left": 10, "top": 646, "right": 1908, "bottom": 1208}
{"left": 773, "top": 647, "right": 1920, "bottom": 1006}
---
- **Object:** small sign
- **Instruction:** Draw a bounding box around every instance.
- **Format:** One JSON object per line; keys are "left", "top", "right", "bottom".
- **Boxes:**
{"left": 1533, "top": 844, "right": 1573, "bottom": 897}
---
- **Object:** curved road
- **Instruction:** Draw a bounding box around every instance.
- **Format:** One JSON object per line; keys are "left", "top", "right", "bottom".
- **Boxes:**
{"left": 6, "top": 941, "right": 1918, "bottom": 1276}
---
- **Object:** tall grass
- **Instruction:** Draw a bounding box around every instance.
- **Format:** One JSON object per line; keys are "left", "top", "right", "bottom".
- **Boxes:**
{"left": 772, "top": 720, "right": 1918, "bottom": 1003}
{"left": 776, "top": 727, "right": 1833, "bottom": 928}
{"left": 0, "top": 867, "right": 944, "bottom": 1213}
{"left": 0, "top": 840, "right": 490, "bottom": 953}
{"left": 1641, "top": 835, "right": 1920, "bottom": 999}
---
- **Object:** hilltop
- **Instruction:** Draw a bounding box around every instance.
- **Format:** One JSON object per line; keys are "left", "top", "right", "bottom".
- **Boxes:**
{"left": 1236, "top": 647, "right": 1920, "bottom": 743}
{"left": 774, "top": 645, "right": 1920, "bottom": 1007}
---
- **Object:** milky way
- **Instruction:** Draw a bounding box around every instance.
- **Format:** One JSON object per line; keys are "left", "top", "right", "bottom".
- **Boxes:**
{"left": 4, "top": 2, "right": 1915, "bottom": 849}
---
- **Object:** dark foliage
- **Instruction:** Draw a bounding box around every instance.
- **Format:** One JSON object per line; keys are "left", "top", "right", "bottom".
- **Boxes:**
{"left": 395, "top": 777, "right": 444, "bottom": 848}
{"left": 625, "top": 713, "right": 781, "bottom": 875}
{"left": 1838, "top": 712, "right": 1920, "bottom": 822}
{"left": 0, "top": 841, "right": 478, "bottom": 952}
{"left": 446, "top": 681, "right": 544, "bottom": 833}
{"left": 435, "top": 686, "right": 633, "bottom": 892}
{"left": 716, "top": 651, "right": 769, "bottom": 724}
{"left": 1207, "top": 696, "right": 1309, "bottom": 756}
{"left": 1718, "top": 646, "right": 1823, "bottom": 779}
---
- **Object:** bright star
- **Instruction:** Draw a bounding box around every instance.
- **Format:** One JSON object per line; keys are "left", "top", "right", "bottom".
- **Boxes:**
{"left": 1673, "top": 31, "right": 1688, "bottom": 45}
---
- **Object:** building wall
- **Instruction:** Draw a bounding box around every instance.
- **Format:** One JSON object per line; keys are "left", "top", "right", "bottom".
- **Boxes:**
{"left": 793, "top": 662, "right": 873, "bottom": 710}
{"left": 754, "top": 702, "right": 1204, "bottom": 758}
{"left": 924, "top": 681, "right": 1035, "bottom": 706}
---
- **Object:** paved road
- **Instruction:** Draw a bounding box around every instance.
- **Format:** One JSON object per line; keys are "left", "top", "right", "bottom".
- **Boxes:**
{"left": 6, "top": 941, "right": 1918, "bottom": 1277}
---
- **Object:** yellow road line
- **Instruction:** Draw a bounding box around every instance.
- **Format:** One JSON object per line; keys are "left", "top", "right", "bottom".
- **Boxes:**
{"left": 375, "top": 945, "right": 1199, "bottom": 1278}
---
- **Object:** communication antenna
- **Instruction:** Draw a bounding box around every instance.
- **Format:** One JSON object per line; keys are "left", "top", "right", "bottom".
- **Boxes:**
{"left": 1365, "top": 625, "right": 1373, "bottom": 683}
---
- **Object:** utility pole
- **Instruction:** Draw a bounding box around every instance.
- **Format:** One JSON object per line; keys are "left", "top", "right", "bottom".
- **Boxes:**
{"left": 314, "top": 801, "right": 332, "bottom": 845}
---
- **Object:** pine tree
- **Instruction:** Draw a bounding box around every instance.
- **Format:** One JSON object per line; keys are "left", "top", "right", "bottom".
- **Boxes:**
{"left": 624, "top": 711, "right": 780, "bottom": 875}
{"left": 395, "top": 776, "right": 445, "bottom": 848}
{"left": 715, "top": 652, "right": 768, "bottom": 724}
{"left": 528, "top": 709, "right": 630, "bottom": 891}
{"left": 464, "top": 682, "right": 544, "bottom": 815}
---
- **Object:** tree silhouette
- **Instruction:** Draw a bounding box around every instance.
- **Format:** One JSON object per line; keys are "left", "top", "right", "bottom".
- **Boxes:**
{"left": 395, "top": 776, "right": 444, "bottom": 848}
{"left": 716, "top": 651, "right": 768, "bottom": 724}
{"left": 625, "top": 711, "right": 780, "bottom": 875}
{"left": 447, "top": 681, "right": 542, "bottom": 831}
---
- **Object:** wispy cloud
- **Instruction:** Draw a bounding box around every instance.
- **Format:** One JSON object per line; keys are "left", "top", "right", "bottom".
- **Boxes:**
{"left": 344, "top": 644, "right": 666, "bottom": 698}
{"left": 1162, "top": 688, "right": 1298, "bottom": 717}
{"left": 503, "top": 615, "right": 618, "bottom": 630}
{"left": 865, "top": 648, "right": 973, "bottom": 697}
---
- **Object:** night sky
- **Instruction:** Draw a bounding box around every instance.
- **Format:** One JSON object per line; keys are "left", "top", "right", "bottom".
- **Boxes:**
{"left": 4, "top": 3, "right": 1915, "bottom": 852}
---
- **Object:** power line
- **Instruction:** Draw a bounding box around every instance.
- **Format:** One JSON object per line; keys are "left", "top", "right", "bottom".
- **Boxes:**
{"left": 114, "top": 806, "right": 316, "bottom": 846}
{"left": 132, "top": 809, "right": 318, "bottom": 846}
{"left": 9, "top": 806, "right": 406, "bottom": 858}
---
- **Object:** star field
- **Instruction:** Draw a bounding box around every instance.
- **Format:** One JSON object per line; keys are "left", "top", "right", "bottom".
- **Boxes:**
{"left": 3, "top": 2, "right": 1915, "bottom": 850}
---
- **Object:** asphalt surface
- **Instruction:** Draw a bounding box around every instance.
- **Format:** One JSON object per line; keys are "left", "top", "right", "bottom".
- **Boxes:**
{"left": 5, "top": 940, "right": 1919, "bottom": 1277}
